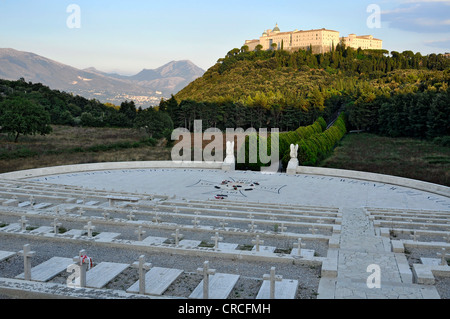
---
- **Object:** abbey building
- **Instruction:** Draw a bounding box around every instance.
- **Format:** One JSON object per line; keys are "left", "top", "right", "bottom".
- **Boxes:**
{"left": 244, "top": 24, "right": 383, "bottom": 53}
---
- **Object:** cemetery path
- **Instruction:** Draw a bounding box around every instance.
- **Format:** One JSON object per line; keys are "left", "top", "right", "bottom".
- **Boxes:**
{"left": 318, "top": 207, "right": 441, "bottom": 299}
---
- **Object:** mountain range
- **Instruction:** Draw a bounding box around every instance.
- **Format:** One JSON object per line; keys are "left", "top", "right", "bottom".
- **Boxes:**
{"left": 0, "top": 48, "right": 205, "bottom": 106}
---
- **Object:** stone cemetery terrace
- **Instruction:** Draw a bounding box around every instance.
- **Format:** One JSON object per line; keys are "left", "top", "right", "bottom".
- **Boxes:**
{"left": 0, "top": 162, "right": 449, "bottom": 300}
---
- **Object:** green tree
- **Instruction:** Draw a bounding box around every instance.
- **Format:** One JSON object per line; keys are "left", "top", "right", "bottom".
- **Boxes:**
{"left": 0, "top": 96, "right": 52, "bottom": 142}
{"left": 135, "top": 108, "right": 174, "bottom": 139}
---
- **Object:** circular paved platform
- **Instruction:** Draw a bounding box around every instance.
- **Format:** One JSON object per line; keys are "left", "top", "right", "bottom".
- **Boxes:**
{"left": 27, "top": 168, "right": 450, "bottom": 211}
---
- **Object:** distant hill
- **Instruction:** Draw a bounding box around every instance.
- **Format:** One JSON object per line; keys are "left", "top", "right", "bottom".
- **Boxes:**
{"left": 0, "top": 48, "right": 205, "bottom": 106}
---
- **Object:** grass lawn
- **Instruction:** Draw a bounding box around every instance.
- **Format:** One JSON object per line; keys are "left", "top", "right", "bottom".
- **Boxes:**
{"left": 320, "top": 133, "right": 450, "bottom": 187}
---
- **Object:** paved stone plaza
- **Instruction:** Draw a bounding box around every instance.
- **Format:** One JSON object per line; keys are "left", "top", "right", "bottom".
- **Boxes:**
{"left": 0, "top": 165, "right": 449, "bottom": 299}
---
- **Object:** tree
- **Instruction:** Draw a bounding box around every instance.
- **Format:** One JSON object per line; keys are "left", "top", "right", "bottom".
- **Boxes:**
{"left": 255, "top": 44, "right": 263, "bottom": 51}
{"left": 135, "top": 108, "right": 174, "bottom": 139}
{"left": 0, "top": 96, "right": 52, "bottom": 142}
{"left": 119, "top": 100, "right": 137, "bottom": 126}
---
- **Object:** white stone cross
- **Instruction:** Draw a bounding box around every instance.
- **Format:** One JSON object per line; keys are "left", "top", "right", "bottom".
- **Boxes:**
{"left": 252, "top": 235, "right": 264, "bottom": 252}
{"left": 211, "top": 232, "right": 223, "bottom": 250}
{"left": 293, "top": 238, "right": 306, "bottom": 257}
{"left": 263, "top": 267, "right": 283, "bottom": 299}
{"left": 410, "top": 230, "right": 420, "bottom": 242}
{"left": 127, "top": 211, "right": 135, "bottom": 221}
{"left": 19, "top": 244, "right": 35, "bottom": 281}
{"left": 197, "top": 261, "right": 216, "bottom": 299}
{"left": 248, "top": 220, "right": 258, "bottom": 232}
{"left": 78, "top": 207, "right": 84, "bottom": 217}
{"left": 29, "top": 195, "right": 34, "bottom": 209}
{"left": 132, "top": 255, "right": 152, "bottom": 295}
{"left": 135, "top": 226, "right": 146, "bottom": 241}
{"left": 247, "top": 213, "right": 255, "bottom": 219}
{"left": 51, "top": 218, "right": 62, "bottom": 234}
{"left": 152, "top": 213, "right": 162, "bottom": 224}
{"left": 19, "top": 216, "right": 29, "bottom": 231}
{"left": 192, "top": 216, "right": 200, "bottom": 228}
{"left": 219, "top": 219, "right": 228, "bottom": 229}
{"left": 72, "top": 250, "right": 90, "bottom": 287}
{"left": 84, "top": 221, "right": 96, "bottom": 238}
{"left": 172, "top": 229, "right": 184, "bottom": 246}
{"left": 437, "top": 247, "right": 449, "bottom": 266}
{"left": 102, "top": 211, "right": 110, "bottom": 220}
{"left": 278, "top": 223, "right": 287, "bottom": 233}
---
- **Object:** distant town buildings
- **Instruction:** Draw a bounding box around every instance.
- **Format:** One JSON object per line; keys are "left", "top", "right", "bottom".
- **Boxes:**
{"left": 244, "top": 24, "right": 383, "bottom": 54}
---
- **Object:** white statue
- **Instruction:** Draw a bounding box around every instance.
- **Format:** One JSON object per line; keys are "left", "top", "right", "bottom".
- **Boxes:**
{"left": 290, "top": 144, "right": 299, "bottom": 159}
{"left": 287, "top": 144, "right": 299, "bottom": 175}
{"left": 223, "top": 141, "right": 235, "bottom": 171}
{"left": 226, "top": 141, "right": 235, "bottom": 157}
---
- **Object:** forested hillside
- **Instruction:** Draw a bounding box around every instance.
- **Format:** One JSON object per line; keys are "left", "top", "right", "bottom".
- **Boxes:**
{"left": 173, "top": 46, "right": 449, "bottom": 137}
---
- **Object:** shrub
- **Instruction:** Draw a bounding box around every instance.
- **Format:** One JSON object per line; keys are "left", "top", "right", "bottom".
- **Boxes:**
{"left": 297, "top": 114, "right": 347, "bottom": 165}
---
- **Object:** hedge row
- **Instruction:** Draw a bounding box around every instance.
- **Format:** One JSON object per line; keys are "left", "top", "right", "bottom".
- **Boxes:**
{"left": 297, "top": 114, "right": 347, "bottom": 166}
{"left": 236, "top": 117, "right": 327, "bottom": 170}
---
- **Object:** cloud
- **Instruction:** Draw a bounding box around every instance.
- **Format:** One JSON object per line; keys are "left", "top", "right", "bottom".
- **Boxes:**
{"left": 425, "top": 38, "right": 450, "bottom": 49}
{"left": 382, "top": 1, "right": 450, "bottom": 33}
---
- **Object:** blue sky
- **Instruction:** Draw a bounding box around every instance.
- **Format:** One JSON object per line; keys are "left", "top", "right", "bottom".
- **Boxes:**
{"left": 0, "top": 0, "right": 449, "bottom": 74}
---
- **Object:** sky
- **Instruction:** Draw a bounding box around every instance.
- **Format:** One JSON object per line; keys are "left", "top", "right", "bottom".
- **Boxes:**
{"left": 0, "top": 0, "right": 449, "bottom": 75}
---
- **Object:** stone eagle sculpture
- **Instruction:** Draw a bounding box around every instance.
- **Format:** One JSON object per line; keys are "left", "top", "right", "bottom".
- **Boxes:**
{"left": 290, "top": 144, "right": 299, "bottom": 159}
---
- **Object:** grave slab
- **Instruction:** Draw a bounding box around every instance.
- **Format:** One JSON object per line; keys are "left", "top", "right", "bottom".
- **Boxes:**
{"left": 30, "top": 226, "right": 53, "bottom": 235}
{"left": 256, "top": 279, "right": 298, "bottom": 299}
{"left": 252, "top": 246, "right": 276, "bottom": 253}
{"left": 63, "top": 229, "right": 84, "bottom": 237}
{"left": 15, "top": 257, "right": 73, "bottom": 282}
{"left": 189, "top": 273, "right": 240, "bottom": 299}
{"left": 18, "top": 201, "right": 31, "bottom": 208}
{"left": 1, "top": 223, "right": 21, "bottom": 232}
{"left": 290, "top": 248, "right": 315, "bottom": 258}
{"left": 127, "top": 267, "right": 183, "bottom": 295}
{"left": 85, "top": 201, "right": 100, "bottom": 206}
{"left": 142, "top": 236, "right": 167, "bottom": 245}
{"left": 0, "top": 251, "right": 16, "bottom": 262}
{"left": 33, "top": 203, "right": 52, "bottom": 210}
{"left": 179, "top": 240, "right": 201, "bottom": 248}
{"left": 95, "top": 232, "right": 121, "bottom": 242}
{"left": 218, "top": 243, "right": 239, "bottom": 251}
{"left": 84, "top": 262, "right": 130, "bottom": 289}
